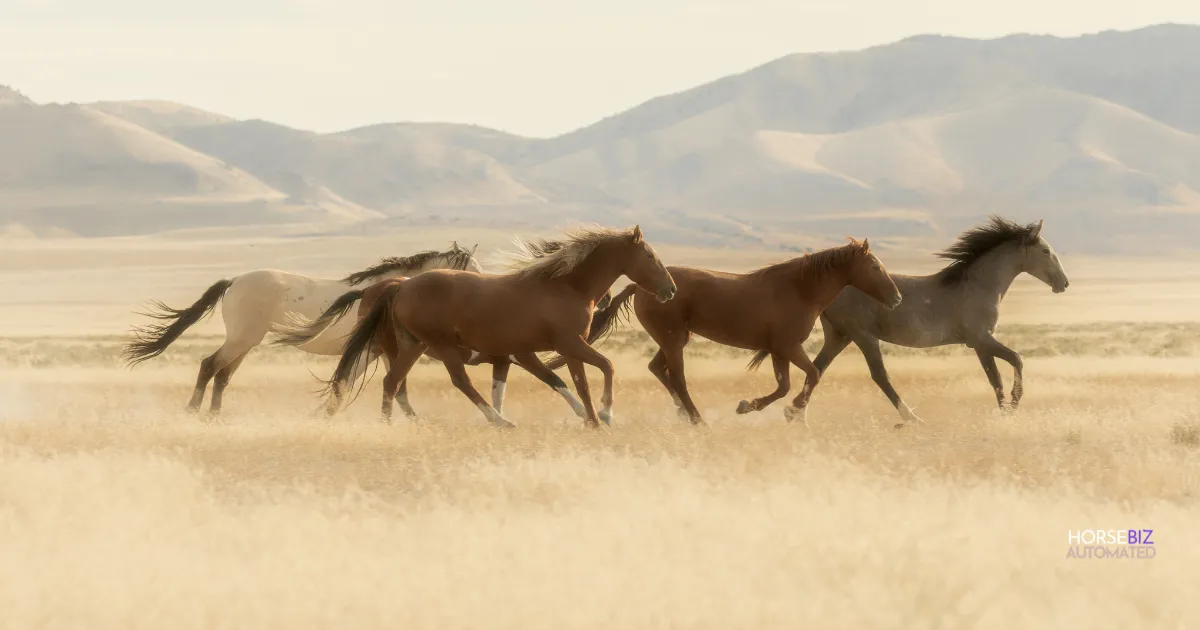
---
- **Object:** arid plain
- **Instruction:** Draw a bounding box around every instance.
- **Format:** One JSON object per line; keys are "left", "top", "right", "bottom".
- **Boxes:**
{"left": 2, "top": 227, "right": 1199, "bottom": 629}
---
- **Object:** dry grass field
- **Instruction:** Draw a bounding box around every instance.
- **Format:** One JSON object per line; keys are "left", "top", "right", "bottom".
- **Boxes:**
{"left": 2, "top": 229, "right": 1199, "bottom": 628}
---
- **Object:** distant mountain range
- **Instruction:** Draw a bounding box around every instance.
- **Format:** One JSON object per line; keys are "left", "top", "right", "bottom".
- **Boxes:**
{"left": 4, "top": 23, "right": 1200, "bottom": 253}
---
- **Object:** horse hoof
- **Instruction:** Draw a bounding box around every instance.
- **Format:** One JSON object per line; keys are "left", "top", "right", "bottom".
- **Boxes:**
{"left": 893, "top": 423, "right": 906, "bottom": 430}
{"left": 783, "top": 406, "right": 806, "bottom": 423}
{"left": 492, "top": 418, "right": 517, "bottom": 430}
{"left": 598, "top": 410, "right": 613, "bottom": 426}
{"left": 736, "top": 400, "right": 753, "bottom": 414}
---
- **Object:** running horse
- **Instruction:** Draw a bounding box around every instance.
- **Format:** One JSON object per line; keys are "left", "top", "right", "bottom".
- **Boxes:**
{"left": 121, "top": 243, "right": 485, "bottom": 414}
{"left": 548, "top": 238, "right": 901, "bottom": 425}
{"left": 273, "top": 244, "right": 613, "bottom": 421}
{"left": 321, "top": 225, "right": 677, "bottom": 428}
{"left": 745, "top": 215, "right": 1069, "bottom": 424}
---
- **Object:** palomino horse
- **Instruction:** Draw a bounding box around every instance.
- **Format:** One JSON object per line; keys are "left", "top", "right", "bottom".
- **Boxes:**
{"left": 550, "top": 238, "right": 901, "bottom": 425}
{"left": 746, "top": 216, "right": 1068, "bottom": 424}
{"left": 323, "top": 225, "right": 677, "bottom": 428}
{"left": 272, "top": 273, "right": 612, "bottom": 421}
{"left": 121, "top": 243, "right": 483, "bottom": 414}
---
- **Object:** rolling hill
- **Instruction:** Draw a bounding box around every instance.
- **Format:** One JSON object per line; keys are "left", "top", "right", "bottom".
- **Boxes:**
{"left": 4, "top": 24, "right": 1200, "bottom": 251}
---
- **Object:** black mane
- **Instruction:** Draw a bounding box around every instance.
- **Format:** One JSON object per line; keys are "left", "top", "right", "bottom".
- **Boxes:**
{"left": 934, "top": 215, "right": 1039, "bottom": 285}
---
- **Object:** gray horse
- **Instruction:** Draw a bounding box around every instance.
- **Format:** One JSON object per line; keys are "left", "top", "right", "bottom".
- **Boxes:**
{"left": 748, "top": 216, "right": 1069, "bottom": 425}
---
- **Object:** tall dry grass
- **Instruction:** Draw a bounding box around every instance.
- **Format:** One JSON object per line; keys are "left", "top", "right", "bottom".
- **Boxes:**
{"left": 1, "top": 338, "right": 1199, "bottom": 628}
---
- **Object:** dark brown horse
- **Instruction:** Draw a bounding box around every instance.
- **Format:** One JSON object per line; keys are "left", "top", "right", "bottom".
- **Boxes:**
{"left": 273, "top": 277, "right": 612, "bottom": 421}
{"left": 322, "top": 225, "right": 677, "bottom": 428}
{"left": 549, "top": 238, "right": 901, "bottom": 425}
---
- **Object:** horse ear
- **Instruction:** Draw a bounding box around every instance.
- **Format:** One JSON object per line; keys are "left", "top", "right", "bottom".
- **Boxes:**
{"left": 632, "top": 225, "right": 643, "bottom": 244}
{"left": 860, "top": 238, "right": 870, "bottom": 252}
{"left": 1028, "top": 220, "right": 1044, "bottom": 242}
{"left": 470, "top": 244, "right": 479, "bottom": 257}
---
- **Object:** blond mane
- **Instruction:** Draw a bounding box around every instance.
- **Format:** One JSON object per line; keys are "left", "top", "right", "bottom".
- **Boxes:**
{"left": 501, "top": 224, "right": 636, "bottom": 279}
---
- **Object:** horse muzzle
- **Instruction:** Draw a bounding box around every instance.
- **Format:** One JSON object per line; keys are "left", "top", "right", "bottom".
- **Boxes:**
{"left": 1053, "top": 279, "right": 1070, "bottom": 294}
{"left": 656, "top": 286, "right": 677, "bottom": 303}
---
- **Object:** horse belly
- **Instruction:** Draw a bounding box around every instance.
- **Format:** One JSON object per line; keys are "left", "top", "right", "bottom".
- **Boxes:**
{"left": 437, "top": 302, "right": 553, "bottom": 356}
{"left": 875, "top": 313, "right": 957, "bottom": 348}
{"left": 686, "top": 312, "right": 770, "bottom": 351}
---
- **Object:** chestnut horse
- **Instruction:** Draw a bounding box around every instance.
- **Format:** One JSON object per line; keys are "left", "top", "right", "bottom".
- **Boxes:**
{"left": 549, "top": 238, "right": 901, "bottom": 425}
{"left": 273, "top": 276, "right": 612, "bottom": 421}
{"left": 323, "top": 225, "right": 677, "bottom": 428}
{"left": 749, "top": 216, "right": 1069, "bottom": 423}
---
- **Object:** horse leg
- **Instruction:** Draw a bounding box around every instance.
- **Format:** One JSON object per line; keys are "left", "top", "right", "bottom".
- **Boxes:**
{"left": 784, "top": 345, "right": 821, "bottom": 425}
{"left": 736, "top": 353, "right": 791, "bottom": 415}
{"left": 974, "top": 349, "right": 1006, "bottom": 409}
{"left": 187, "top": 352, "right": 219, "bottom": 412}
{"left": 554, "top": 335, "right": 616, "bottom": 427}
{"left": 188, "top": 328, "right": 264, "bottom": 414}
{"left": 491, "top": 359, "right": 512, "bottom": 415}
{"left": 973, "top": 334, "right": 1024, "bottom": 410}
{"left": 648, "top": 349, "right": 688, "bottom": 420}
{"left": 394, "top": 378, "right": 419, "bottom": 418}
{"left": 377, "top": 351, "right": 419, "bottom": 419}
{"left": 381, "top": 344, "right": 425, "bottom": 424}
{"left": 857, "top": 338, "right": 922, "bottom": 425}
{"left": 813, "top": 323, "right": 852, "bottom": 375}
{"left": 209, "top": 351, "right": 249, "bottom": 414}
{"left": 661, "top": 342, "right": 703, "bottom": 425}
{"left": 564, "top": 358, "right": 601, "bottom": 428}
{"left": 509, "top": 352, "right": 588, "bottom": 420}
{"left": 434, "top": 345, "right": 515, "bottom": 429}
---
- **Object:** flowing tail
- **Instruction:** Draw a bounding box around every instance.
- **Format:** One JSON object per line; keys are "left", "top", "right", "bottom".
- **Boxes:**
{"left": 320, "top": 284, "right": 402, "bottom": 406}
{"left": 544, "top": 284, "right": 638, "bottom": 370}
{"left": 746, "top": 349, "right": 771, "bottom": 371}
{"left": 272, "top": 289, "right": 364, "bottom": 348}
{"left": 121, "top": 279, "right": 233, "bottom": 367}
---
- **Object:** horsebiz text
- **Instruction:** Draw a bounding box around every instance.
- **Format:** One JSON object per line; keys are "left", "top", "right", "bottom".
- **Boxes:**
{"left": 1066, "top": 529, "right": 1156, "bottom": 559}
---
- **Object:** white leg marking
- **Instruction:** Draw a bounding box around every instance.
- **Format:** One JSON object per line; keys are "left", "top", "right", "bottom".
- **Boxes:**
{"left": 899, "top": 401, "right": 923, "bottom": 424}
{"left": 556, "top": 386, "right": 587, "bottom": 418}
{"left": 784, "top": 405, "right": 808, "bottom": 425}
{"left": 598, "top": 402, "right": 613, "bottom": 426}
{"left": 468, "top": 350, "right": 482, "bottom": 363}
{"left": 477, "top": 403, "right": 516, "bottom": 429}
{"left": 491, "top": 381, "right": 507, "bottom": 414}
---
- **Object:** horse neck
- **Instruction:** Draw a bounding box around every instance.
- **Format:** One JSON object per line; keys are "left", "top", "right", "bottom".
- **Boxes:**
{"left": 965, "top": 244, "right": 1025, "bottom": 300}
{"left": 558, "top": 247, "right": 626, "bottom": 302}
{"left": 785, "top": 257, "right": 852, "bottom": 309}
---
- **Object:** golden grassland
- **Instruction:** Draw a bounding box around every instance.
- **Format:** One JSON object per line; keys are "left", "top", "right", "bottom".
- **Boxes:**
{"left": 2, "top": 231, "right": 1200, "bottom": 628}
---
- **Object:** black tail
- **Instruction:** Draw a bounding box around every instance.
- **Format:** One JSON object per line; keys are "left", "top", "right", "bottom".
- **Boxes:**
{"left": 271, "top": 289, "right": 364, "bottom": 348}
{"left": 544, "top": 284, "right": 638, "bottom": 370}
{"left": 121, "top": 279, "right": 233, "bottom": 367}
{"left": 746, "top": 349, "right": 771, "bottom": 371}
{"left": 321, "top": 284, "right": 401, "bottom": 405}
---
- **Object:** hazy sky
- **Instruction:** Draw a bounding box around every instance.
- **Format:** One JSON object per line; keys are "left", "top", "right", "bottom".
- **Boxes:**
{"left": 2, "top": 0, "right": 1198, "bottom": 137}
